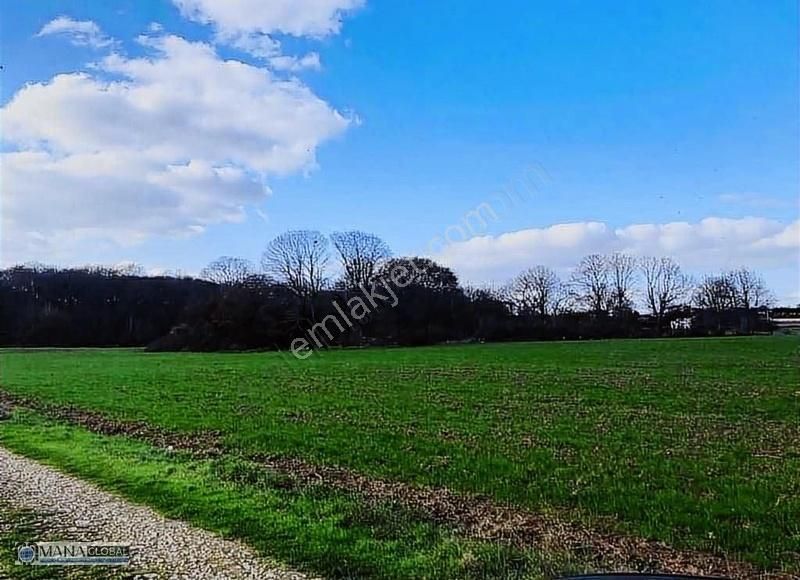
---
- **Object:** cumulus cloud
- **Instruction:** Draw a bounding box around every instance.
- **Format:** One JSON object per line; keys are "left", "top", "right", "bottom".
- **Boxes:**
{"left": 434, "top": 217, "right": 800, "bottom": 285}
{"left": 37, "top": 16, "right": 116, "bottom": 49}
{"left": 1, "top": 34, "right": 351, "bottom": 264}
{"left": 172, "top": 0, "right": 362, "bottom": 61}
{"left": 173, "top": 0, "right": 364, "bottom": 37}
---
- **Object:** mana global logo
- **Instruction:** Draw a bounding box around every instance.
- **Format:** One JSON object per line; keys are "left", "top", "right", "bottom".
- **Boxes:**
{"left": 16, "top": 542, "right": 130, "bottom": 566}
{"left": 17, "top": 544, "right": 35, "bottom": 564}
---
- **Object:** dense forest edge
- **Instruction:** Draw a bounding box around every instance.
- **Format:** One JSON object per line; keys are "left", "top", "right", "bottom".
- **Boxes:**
{"left": 2, "top": 230, "right": 797, "bottom": 351}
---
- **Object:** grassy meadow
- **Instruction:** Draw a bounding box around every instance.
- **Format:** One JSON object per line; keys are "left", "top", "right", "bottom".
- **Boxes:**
{"left": 1, "top": 337, "right": 798, "bottom": 577}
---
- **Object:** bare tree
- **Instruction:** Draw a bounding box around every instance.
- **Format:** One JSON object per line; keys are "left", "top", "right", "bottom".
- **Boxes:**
{"left": 694, "top": 273, "right": 737, "bottom": 311}
{"left": 85, "top": 264, "right": 142, "bottom": 277}
{"left": 330, "top": 231, "right": 391, "bottom": 290}
{"left": 114, "top": 262, "right": 146, "bottom": 277}
{"left": 570, "top": 254, "right": 610, "bottom": 313}
{"left": 607, "top": 253, "right": 637, "bottom": 313}
{"left": 640, "top": 257, "right": 690, "bottom": 330}
{"left": 694, "top": 269, "right": 774, "bottom": 311}
{"left": 261, "top": 230, "right": 329, "bottom": 298}
{"left": 730, "top": 267, "right": 773, "bottom": 308}
{"left": 200, "top": 256, "right": 254, "bottom": 286}
{"left": 509, "top": 266, "right": 563, "bottom": 316}
{"left": 463, "top": 283, "right": 510, "bottom": 309}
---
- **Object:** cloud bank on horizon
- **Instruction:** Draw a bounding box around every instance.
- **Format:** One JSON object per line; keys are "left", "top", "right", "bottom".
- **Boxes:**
{"left": 1, "top": 1, "right": 798, "bottom": 302}
{"left": 434, "top": 218, "right": 799, "bottom": 299}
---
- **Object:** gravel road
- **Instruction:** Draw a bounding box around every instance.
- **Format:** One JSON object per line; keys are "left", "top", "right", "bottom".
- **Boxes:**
{"left": 0, "top": 446, "right": 314, "bottom": 579}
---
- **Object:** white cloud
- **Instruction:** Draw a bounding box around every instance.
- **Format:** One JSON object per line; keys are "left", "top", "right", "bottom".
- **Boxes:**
{"left": 172, "top": 0, "right": 363, "bottom": 61}
{"left": 222, "top": 31, "right": 282, "bottom": 59}
{"left": 37, "top": 16, "right": 116, "bottom": 49}
{"left": 1, "top": 34, "right": 351, "bottom": 264}
{"left": 221, "top": 33, "right": 322, "bottom": 70}
{"left": 269, "top": 52, "right": 322, "bottom": 72}
{"left": 173, "top": 0, "right": 364, "bottom": 38}
{"left": 434, "top": 217, "right": 800, "bottom": 287}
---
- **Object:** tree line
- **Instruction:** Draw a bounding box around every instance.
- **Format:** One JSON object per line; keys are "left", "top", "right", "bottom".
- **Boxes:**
{"left": 0, "top": 229, "right": 785, "bottom": 349}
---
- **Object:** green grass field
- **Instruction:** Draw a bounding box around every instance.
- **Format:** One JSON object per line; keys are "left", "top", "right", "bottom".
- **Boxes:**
{"left": 1, "top": 337, "right": 798, "bottom": 578}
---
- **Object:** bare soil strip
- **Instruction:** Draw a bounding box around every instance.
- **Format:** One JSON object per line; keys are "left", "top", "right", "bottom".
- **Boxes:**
{"left": 0, "top": 446, "right": 312, "bottom": 580}
{"left": 1, "top": 390, "right": 793, "bottom": 579}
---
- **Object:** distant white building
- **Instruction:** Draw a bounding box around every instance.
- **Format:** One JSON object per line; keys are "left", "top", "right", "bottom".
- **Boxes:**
{"left": 670, "top": 317, "right": 692, "bottom": 331}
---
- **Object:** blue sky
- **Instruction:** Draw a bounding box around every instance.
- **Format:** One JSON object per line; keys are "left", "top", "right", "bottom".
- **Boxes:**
{"left": 1, "top": 0, "right": 798, "bottom": 302}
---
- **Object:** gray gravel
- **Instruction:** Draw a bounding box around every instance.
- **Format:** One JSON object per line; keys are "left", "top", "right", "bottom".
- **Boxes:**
{"left": 0, "top": 446, "right": 314, "bottom": 579}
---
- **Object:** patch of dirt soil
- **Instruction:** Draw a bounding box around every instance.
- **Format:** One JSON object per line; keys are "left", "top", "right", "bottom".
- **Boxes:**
{"left": 0, "top": 391, "right": 223, "bottom": 457}
{"left": 1, "top": 389, "right": 794, "bottom": 579}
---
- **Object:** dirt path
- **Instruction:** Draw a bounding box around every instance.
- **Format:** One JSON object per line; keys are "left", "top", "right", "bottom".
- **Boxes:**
{"left": 0, "top": 446, "right": 314, "bottom": 580}
{"left": 1, "top": 390, "right": 795, "bottom": 579}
